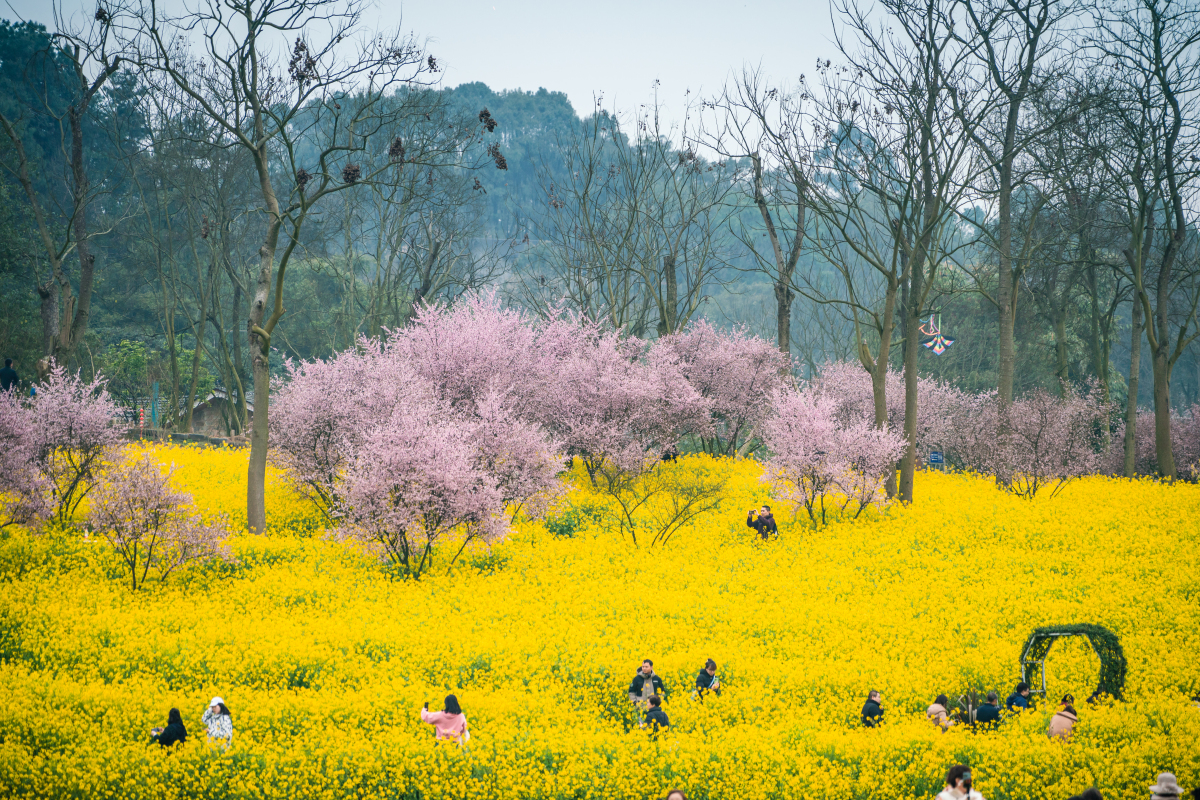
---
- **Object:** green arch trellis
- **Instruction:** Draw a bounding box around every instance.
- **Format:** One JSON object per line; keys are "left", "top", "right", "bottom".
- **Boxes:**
{"left": 1020, "top": 623, "right": 1127, "bottom": 701}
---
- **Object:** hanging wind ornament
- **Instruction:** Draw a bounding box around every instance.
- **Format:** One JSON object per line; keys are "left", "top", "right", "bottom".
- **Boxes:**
{"left": 919, "top": 314, "right": 955, "bottom": 355}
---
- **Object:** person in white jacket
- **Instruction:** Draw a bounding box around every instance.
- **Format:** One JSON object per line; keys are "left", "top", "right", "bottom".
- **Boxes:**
{"left": 936, "top": 765, "right": 986, "bottom": 800}
{"left": 202, "top": 696, "right": 234, "bottom": 749}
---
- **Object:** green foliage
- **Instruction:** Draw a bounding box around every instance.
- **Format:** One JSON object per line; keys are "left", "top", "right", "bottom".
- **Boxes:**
{"left": 1020, "top": 623, "right": 1127, "bottom": 701}
{"left": 96, "top": 340, "right": 149, "bottom": 409}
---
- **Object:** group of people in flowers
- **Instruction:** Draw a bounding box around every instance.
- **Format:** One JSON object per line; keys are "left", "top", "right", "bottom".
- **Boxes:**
{"left": 147, "top": 697, "right": 234, "bottom": 749}
{"left": 928, "top": 765, "right": 1190, "bottom": 800}
{"left": 860, "top": 681, "right": 1081, "bottom": 739}
{"left": 412, "top": 657, "right": 717, "bottom": 746}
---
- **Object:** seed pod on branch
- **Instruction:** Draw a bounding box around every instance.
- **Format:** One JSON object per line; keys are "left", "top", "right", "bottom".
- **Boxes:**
{"left": 487, "top": 143, "right": 507, "bottom": 170}
{"left": 342, "top": 163, "right": 361, "bottom": 184}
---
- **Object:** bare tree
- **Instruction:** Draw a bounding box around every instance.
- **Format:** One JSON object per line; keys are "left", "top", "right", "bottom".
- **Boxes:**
{"left": 811, "top": 0, "right": 988, "bottom": 501}
{"left": 131, "top": 0, "right": 455, "bottom": 531}
{"left": 1096, "top": 0, "right": 1200, "bottom": 479}
{"left": 0, "top": 7, "right": 124, "bottom": 368}
{"left": 956, "top": 0, "right": 1075, "bottom": 406}
{"left": 525, "top": 95, "right": 737, "bottom": 336}
{"left": 703, "top": 66, "right": 815, "bottom": 355}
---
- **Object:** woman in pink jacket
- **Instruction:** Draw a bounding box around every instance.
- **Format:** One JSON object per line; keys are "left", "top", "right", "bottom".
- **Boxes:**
{"left": 420, "top": 695, "right": 470, "bottom": 743}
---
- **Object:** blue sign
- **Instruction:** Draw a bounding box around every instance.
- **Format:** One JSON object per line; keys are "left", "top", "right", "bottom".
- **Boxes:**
{"left": 929, "top": 451, "right": 944, "bottom": 465}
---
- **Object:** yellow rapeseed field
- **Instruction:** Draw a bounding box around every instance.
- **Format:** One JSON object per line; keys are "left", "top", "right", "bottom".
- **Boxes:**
{"left": 0, "top": 444, "right": 1197, "bottom": 800}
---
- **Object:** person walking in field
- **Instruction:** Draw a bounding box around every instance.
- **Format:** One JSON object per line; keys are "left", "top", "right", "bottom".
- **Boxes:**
{"left": 975, "top": 692, "right": 1002, "bottom": 727}
{"left": 937, "top": 765, "right": 986, "bottom": 800}
{"left": 1048, "top": 702, "right": 1078, "bottom": 740}
{"left": 629, "top": 659, "right": 666, "bottom": 704}
{"left": 420, "top": 695, "right": 470, "bottom": 744}
{"left": 694, "top": 659, "right": 721, "bottom": 698}
{"left": 1005, "top": 682, "right": 1031, "bottom": 712}
{"left": 149, "top": 708, "right": 187, "bottom": 747}
{"left": 746, "top": 505, "right": 778, "bottom": 540}
{"left": 202, "top": 697, "right": 233, "bottom": 749}
{"left": 927, "top": 694, "right": 954, "bottom": 730}
{"left": 861, "top": 690, "right": 884, "bottom": 727}
{"left": 643, "top": 695, "right": 670, "bottom": 732}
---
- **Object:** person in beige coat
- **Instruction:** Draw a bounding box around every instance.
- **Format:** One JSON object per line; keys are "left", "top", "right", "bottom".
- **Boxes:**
{"left": 927, "top": 694, "right": 955, "bottom": 731}
{"left": 1048, "top": 704, "right": 1078, "bottom": 740}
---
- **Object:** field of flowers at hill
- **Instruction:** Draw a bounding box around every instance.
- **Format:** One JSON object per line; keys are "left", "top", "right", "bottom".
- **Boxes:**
{"left": 0, "top": 444, "right": 1197, "bottom": 800}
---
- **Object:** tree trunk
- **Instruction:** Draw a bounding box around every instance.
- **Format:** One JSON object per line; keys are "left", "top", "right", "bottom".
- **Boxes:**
{"left": 899, "top": 280, "right": 922, "bottom": 503}
{"left": 1123, "top": 298, "right": 1142, "bottom": 478}
{"left": 774, "top": 279, "right": 794, "bottom": 355}
{"left": 996, "top": 160, "right": 1016, "bottom": 406}
{"left": 38, "top": 282, "right": 59, "bottom": 359}
{"left": 62, "top": 106, "right": 97, "bottom": 365}
{"left": 1053, "top": 311, "right": 1069, "bottom": 392}
{"left": 247, "top": 240, "right": 275, "bottom": 534}
{"left": 661, "top": 254, "right": 678, "bottom": 335}
{"left": 1151, "top": 346, "right": 1175, "bottom": 479}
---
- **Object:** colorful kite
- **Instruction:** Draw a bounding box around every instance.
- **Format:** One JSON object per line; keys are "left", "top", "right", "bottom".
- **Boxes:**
{"left": 919, "top": 314, "right": 955, "bottom": 355}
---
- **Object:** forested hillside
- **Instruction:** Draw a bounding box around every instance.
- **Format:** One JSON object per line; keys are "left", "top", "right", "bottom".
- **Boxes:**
{"left": 0, "top": 6, "right": 1197, "bottom": 441}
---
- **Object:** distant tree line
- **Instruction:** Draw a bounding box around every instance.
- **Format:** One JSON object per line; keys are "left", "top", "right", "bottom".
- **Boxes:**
{"left": 0, "top": 0, "right": 1197, "bottom": 528}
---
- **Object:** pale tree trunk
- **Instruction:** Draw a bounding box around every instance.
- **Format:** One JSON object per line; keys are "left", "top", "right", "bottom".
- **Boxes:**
{"left": 774, "top": 280, "right": 794, "bottom": 354}
{"left": 996, "top": 154, "right": 1017, "bottom": 405}
{"left": 246, "top": 143, "right": 284, "bottom": 534}
{"left": 247, "top": 243, "right": 274, "bottom": 533}
{"left": 860, "top": 275, "right": 899, "bottom": 497}
{"left": 1123, "top": 297, "right": 1142, "bottom": 478}
{"left": 660, "top": 254, "right": 678, "bottom": 334}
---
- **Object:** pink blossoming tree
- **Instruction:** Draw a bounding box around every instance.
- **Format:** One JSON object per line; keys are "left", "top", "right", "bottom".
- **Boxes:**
{"left": 87, "top": 451, "right": 232, "bottom": 590}
{"left": 762, "top": 388, "right": 905, "bottom": 528}
{"left": 649, "top": 320, "right": 792, "bottom": 457}
{"left": 338, "top": 405, "right": 506, "bottom": 579}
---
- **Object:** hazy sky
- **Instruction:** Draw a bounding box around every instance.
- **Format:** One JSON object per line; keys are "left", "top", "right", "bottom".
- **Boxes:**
{"left": 4, "top": 0, "right": 838, "bottom": 121}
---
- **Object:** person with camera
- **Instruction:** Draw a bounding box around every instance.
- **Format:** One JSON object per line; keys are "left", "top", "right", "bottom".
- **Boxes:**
{"left": 746, "top": 505, "right": 778, "bottom": 540}
{"left": 694, "top": 659, "right": 721, "bottom": 699}
{"left": 420, "top": 695, "right": 470, "bottom": 744}
{"left": 149, "top": 708, "right": 187, "bottom": 748}
{"left": 936, "top": 765, "right": 986, "bottom": 800}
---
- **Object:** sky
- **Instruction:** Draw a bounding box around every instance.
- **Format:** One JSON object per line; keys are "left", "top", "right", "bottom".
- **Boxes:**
{"left": 4, "top": 0, "right": 838, "bottom": 122}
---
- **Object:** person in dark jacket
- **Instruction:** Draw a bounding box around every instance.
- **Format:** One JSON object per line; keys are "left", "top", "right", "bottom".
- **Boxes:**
{"left": 975, "top": 692, "right": 1002, "bottom": 726}
{"left": 629, "top": 659, "right": 666, "bottom": 704}
{"left": 150, "top": 708, "right": 187, "bottom": 747}
{"left": 747, "top": 505, "right": 778, "bottom": 540}
{"left": 0, "top": 359, "right": 18, "bottom": 392}
{"left": 862, "top": 690, "right": 884, "bottom": 727}
{"left": 643, "top": 695, "right": 669, "bottom": 731}
{"left": 695, "top": 658, "right": 721, "bottom": 698}
{"left": 1005, "top": 682, "right": 1031, "bottom": 712}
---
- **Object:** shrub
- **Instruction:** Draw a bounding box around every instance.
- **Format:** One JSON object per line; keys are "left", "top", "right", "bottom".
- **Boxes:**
{"left": 87, "top": 452, "right": 232, "bottom": 590}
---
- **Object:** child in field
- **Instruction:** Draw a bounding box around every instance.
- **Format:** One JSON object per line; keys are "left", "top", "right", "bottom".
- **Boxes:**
{"left": 420, "top": 695, "right": 470, "bottom": 744}
{"left": 202, "top": 697, "right": 233, "bottom": 749}
{"left": 149, "top": 708, "right": 187, "bottom": 747}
